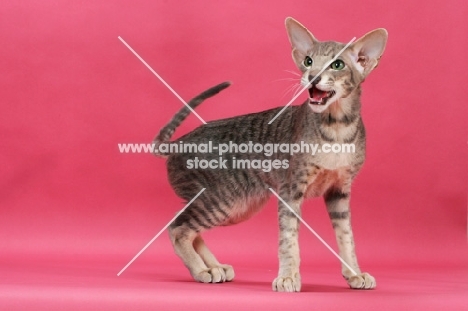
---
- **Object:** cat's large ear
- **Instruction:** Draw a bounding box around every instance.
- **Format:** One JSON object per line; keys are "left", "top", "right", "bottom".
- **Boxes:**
{"left": 285, "top": 17, "right": 318, "bottom": 68}
{"left": 349, "top": 28, "right": 388, "bottom": 77}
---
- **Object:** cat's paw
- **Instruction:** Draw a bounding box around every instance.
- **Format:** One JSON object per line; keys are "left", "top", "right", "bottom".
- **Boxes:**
{"left": 346, "top": 272, "right": 376, "bottom": 289}
{"left": 193, "top": 265, "right": 235, "bottom": 283}
{"left": 210, "top": 264, "right": 235, "bottom": 283}
{"left": 272, "top": 273, "right": 301, "bottom": 292}
{"left": 220, "top": 264, "right": 235, "bottom": 282}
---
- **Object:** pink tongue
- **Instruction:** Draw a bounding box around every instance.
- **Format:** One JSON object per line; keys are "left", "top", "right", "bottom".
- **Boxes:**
{"left": 312, "top": 87, "right": 328, "bottom": 100}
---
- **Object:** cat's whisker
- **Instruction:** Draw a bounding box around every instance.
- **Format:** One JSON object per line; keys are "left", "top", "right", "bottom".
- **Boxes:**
{"left": 272, "top": 77, "right": 301, "bottom": 82}
{"left": 292, "top": 83, "right": 304, "bottom": 99}
{"left": 277, "top": 70, "right": 302, "bottom": 96}
{"left": 280, "top": 82, "right": 302, "bottom": 100}
{"left": 280, "top": 86, "right": 295, "bottom": 99}
{"left": 284, "top": 69, "right": 301, "bottom": 77}
{"left": 282, "top": 82, "right": 299, "bottom": 95}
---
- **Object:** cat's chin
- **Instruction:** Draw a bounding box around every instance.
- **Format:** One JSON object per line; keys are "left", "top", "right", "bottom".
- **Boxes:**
{"left": 308, "top": 100, "right": 332, "bottom": 113}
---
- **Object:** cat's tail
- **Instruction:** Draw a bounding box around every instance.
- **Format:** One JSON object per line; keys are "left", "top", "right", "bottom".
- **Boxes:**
{"left": 153, "top": 81, "right": 231, "bottom": 157}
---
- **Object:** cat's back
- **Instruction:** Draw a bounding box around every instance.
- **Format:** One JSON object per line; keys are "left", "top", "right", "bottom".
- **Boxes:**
{"left": 176, "top": 105, "right": 300, "bottom": 144}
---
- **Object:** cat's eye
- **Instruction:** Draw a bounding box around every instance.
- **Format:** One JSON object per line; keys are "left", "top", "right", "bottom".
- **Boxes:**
{"left": 330, "top": 60, "right": 345, "bottom": 70}
{"left": 303, "top": 56, "right": 313, "bottom": 67}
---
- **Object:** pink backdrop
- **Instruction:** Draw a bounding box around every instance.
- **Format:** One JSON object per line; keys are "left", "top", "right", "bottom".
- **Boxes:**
{"left": 1, "top": 0, "right": 467, "bottom": 310}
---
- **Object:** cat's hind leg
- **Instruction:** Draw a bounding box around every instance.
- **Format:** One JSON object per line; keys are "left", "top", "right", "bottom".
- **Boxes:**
{"left": 168, "top": 224, "right": 213, "bottom": 283}
{"left": 168, "top": 199, "right": 232, "bottom": 283}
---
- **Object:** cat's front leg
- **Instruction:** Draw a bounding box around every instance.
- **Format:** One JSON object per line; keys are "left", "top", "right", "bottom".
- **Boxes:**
{"left": 324, "top": 187, "right": 376, "bottom": 289}
{"left": 272, "top": 187, "right": 302, "bottom": 292}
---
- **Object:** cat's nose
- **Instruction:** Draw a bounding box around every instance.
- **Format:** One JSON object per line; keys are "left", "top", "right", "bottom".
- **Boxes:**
{"left": 308, "top": 75, "right": 321, "bottom": 85}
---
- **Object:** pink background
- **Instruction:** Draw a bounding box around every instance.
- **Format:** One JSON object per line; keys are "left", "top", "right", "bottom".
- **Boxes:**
{"left": 1, "top": 0, "right": 467, "bottom": 310}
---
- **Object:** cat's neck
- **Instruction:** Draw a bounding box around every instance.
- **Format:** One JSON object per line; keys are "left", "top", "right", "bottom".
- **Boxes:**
{"left": 319, "top": 86, "right": 362, "bottom": 127}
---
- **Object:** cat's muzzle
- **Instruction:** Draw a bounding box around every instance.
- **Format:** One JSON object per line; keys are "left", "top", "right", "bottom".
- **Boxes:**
{"left": 308, "top": 85, "right": 335, "bottom": 106}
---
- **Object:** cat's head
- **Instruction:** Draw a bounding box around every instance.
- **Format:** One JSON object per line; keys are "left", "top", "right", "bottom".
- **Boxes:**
{"left": 285, "top": 17, "right": 388, "bottom": 113}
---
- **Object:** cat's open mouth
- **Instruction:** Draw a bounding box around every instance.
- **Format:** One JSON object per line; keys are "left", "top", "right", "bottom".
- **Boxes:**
{"left": 308, "top": 86, "right": 335, "bottom": 105}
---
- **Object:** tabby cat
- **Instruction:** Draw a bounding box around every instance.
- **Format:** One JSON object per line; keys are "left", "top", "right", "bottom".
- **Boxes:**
{"left": 152, "top": 17, "right": 387, "bottom": 292}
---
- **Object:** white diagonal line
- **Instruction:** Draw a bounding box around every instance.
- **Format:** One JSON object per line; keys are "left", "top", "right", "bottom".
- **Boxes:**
{"left": 117, "top": 188, "right": 206, "bottom": 276}
{"left": 268, "top": 188, "right": 357, "bottom": 276}
{"left": 118, "top": 36, "right": 207, "bottom": 124}
{"left": 268, "top": 37, "right": 356, "bottom": 124}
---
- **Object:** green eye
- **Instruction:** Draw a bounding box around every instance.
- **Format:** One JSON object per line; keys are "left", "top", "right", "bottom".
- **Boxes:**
{"left": 330, "top": 60, "right": 345, "bottom": 70}
{"left": 304, "top": 56, "right": 313, "bottom": 67}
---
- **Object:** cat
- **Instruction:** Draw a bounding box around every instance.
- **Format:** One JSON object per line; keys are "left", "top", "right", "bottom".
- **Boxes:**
{"left": 152, "top": 17, "right": 387, "bottom": 292}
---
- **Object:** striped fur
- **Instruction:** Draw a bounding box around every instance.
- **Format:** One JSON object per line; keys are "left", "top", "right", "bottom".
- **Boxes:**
{"left": 152, "top": 17, "right": 387, "bottom": 292}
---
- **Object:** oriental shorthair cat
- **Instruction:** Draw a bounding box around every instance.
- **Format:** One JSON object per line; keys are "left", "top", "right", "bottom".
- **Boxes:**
{"left": 152, "top": 17, "right": 387, "bottom": 292}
